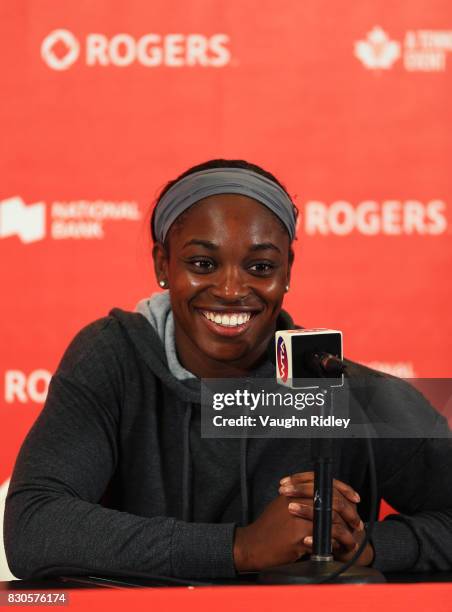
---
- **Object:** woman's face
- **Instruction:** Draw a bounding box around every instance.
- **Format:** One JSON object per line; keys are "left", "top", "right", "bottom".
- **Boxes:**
{"left": 153, "top": 194, "right": 292, "bottom": 376}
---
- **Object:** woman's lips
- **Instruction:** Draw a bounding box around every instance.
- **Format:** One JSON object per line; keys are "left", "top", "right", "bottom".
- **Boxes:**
{"left": 196, "top": 309, "right": 257, "bottom": 337}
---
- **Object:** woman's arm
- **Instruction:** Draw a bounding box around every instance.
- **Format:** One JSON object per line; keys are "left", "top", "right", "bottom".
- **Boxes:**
{"left": 371, "top": 432, "right": 452, "bottom": 572}
{"left": 3, "top": 319, "right": 236, "bottom": 580}
{"left": 278, "top": 378, "right": 452, "bottom": 573}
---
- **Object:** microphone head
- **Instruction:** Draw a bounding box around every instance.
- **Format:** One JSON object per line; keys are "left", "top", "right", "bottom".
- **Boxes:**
{"left": 275, "top": 329, "right": 344, "bottom": 389}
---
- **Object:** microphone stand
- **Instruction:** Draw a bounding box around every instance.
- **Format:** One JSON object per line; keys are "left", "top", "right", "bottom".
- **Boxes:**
{"left": 259, "top": 358, "right": 385, "bottom": 584}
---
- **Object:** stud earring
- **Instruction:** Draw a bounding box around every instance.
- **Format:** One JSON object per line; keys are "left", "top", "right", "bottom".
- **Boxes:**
{"left": 285, "top": 284, "right": 290, "bottom": 292}
{"left": 159, "top": 280, "right": 167, "bottom": 288}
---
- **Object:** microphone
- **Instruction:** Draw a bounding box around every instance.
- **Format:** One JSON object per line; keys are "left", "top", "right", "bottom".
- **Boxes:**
{"left": 258, "top": 328, "right": 384, "bottom": 585}
{"left": 275, "top": 329, "right": 345, "bottom": 388}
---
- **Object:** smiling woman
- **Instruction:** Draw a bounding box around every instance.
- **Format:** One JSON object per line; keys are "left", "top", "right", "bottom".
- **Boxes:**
{"left": 150, "top": 161, "right": 296, "bottom": 378}
{"left": 4, "top": 159, "right": 452, "bottom": 581}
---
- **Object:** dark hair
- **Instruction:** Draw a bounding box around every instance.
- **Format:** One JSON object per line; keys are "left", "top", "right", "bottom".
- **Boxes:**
{"left": 150, "top": 159, "right": 298, "bottom": 259}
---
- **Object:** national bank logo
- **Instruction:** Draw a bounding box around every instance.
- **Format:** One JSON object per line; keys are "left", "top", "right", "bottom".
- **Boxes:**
{"left": 0, "top": 196, "right": 141, "bottom": 243}
{"left": 355, "top": 26, "right": 401, "bottom": 69}
{"left": 41, "top": 29, "right": 231, "bottom": 70}
{"left": 0, "top": 197, "right": 46, "bottom": 243}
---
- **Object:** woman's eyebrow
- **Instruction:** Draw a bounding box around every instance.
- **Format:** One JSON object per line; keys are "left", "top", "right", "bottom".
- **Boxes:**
{"left": 182, "top": 239, "right": 218, "bottom": 250}
{"left": 249, "top": 242, "right": 281, "bottom": 254}
{"left": 182, "top": 239, "right": 281, "bottom": 254}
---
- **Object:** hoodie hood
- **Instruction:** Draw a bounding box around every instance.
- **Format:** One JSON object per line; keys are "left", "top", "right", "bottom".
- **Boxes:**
{"left": 109, "top": 303, "right": 201, "bottom": 404}
{"left": 135, "top": 291, "right": 196, "bottom": 381}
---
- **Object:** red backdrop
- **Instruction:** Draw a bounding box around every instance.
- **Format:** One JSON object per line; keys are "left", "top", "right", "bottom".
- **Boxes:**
{"left": 1, "top": 0, "right": 451, "bottom": 578}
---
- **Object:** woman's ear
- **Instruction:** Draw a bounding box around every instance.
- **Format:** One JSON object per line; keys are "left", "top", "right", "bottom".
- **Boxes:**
{"left": 152, "top": 242, "right": 169, "bottom": 287}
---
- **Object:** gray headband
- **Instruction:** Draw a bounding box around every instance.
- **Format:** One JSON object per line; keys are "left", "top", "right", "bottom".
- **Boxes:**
{"left": 153, "top": 167, "right": 296, "bottom": 242}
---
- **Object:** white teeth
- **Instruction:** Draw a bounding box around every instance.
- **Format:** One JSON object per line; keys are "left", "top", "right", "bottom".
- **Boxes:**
{"left": 202, "top": 311, "right": 252, "bottom": 327}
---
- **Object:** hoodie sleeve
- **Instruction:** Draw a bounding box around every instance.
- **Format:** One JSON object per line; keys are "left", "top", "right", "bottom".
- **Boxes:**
{"left": 370, "top": 433, "right": 452, "bottom": 573}
{"left": 3, "top": 318, "right": 237, "bottom": 580}
{"left": 363, "top": 378, "right": 452, "bottom": 573}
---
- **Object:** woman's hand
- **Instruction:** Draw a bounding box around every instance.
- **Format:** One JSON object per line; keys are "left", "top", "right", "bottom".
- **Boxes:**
{"left": 233, "top": 495, "right": 313, "bottom": 572}
{"left": 279, "top": 471, "right": 362, "bottom": 531}
{"left": 279, "top": 471, "right": 374, "bottom": 566}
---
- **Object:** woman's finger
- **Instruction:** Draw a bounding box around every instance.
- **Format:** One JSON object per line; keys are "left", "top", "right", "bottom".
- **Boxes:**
{"left": 279, "top": 473, "right": 360, "bottom": 503}
{"left": 287, "top": 485, "right": 361, "bottom": 530}
{"left": 331, "top": 492, "right": 362, "bottom": 531}
{"left": 288, "top": 502, "right": 362, "bottom": 532}
{"left": 282, "top": 483, "right": 362, "bottom": 531}
{"left": 288, "top": 502, "right": 314, "bottom": 520}
{"left": 303, "top": 536, "right": 341, "bottom": 551}
{"left": 331, "top": 523, "right": 358, "bottom": 552}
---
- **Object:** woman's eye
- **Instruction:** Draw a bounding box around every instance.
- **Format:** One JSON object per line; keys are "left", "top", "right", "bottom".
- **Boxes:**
{"left": 190, "top": 259, "right": 215, "bottom": 271}
{"left": 249, "top": 262, "right": 274, "bottom": 274}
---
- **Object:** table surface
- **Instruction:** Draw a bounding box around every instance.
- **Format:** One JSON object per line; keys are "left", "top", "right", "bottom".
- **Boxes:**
{"left": 2, "top": 573, "right": 452, "bottom": 612}
{"left": 1, "top": 582, "right": 452, "bottom": 612}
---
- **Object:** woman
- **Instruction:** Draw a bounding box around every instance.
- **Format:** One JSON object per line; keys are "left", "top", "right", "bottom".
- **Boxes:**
{"left": 4, "top": 159, "right": 452, "bottom": 579}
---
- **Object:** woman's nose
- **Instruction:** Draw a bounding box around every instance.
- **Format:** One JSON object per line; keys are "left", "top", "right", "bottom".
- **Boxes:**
{"left": 210, "top": 266, "right": 248, "bottom": 301}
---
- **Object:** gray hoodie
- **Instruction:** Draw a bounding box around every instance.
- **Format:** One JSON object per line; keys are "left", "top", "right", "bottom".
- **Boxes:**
{"left": 4, "top": 301, "right": 452, "bottom": 579}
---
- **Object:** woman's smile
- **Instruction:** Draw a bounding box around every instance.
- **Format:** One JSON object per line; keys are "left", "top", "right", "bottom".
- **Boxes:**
{"left": 196, "top": 308, "right": 258, "bottom": 337}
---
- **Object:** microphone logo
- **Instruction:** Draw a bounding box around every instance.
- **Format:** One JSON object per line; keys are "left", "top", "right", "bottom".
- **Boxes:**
{"left": 277, "top": 336, "right": 288, "bottom": 383}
